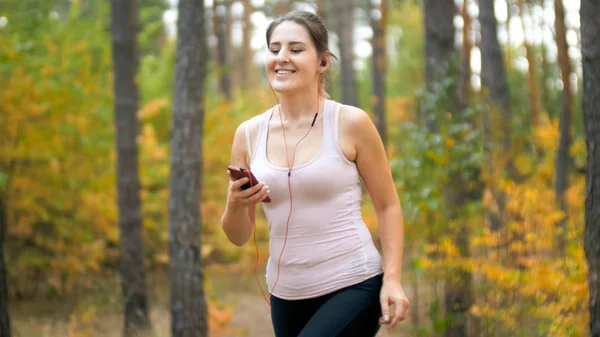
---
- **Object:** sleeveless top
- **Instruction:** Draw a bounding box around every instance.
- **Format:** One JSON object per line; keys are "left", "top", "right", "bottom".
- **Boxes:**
{"left": 249, "top": 99, "right": 383, "bottom": 300}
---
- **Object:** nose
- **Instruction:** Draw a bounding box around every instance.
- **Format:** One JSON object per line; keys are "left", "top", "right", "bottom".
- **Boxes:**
{"left": 275, "top": 49, "right": 290, "bottom": 63}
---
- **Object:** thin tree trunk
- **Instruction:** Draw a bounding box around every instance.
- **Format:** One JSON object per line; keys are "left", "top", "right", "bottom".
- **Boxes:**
{"left": 214, "top": 0, "right": 232, "bottom": 100}
{"left": 0, "top": 197, "right": 10, "bottom": 337}
{"left": 460, "top": 0, "right": 473, "bottom": 106}
{"left": 275, "top": 0, "right": 289, "bottom": 16}
{"left": 554, "top": 0, "right": 573, "bottom": 258}
{"left": 370, "top": 0, "right": 388, "bottom": 148}
{"left": 518, "top": 0, "right": 541, "bottom": 127}
{"left": 109, "top": 0, "right": 151, "bottom": 334}
{"left": 336, "top": 0, "right": 358, "bottom": 106}
{"left": 582, "top": 0, "right": 600, "bottom": 335}
{"left": 169, "top": 0, "right": 208, "bottom": 335}
{"left": 316, "top": 0, "right": 325, "bottom": 18}
{"left": 240, "top": 0, "right": 254, "bottom": 90}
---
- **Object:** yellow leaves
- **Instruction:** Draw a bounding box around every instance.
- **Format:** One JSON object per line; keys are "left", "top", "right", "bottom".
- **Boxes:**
{"left": 138, "top": 97, "right": 169, "bottom": 120}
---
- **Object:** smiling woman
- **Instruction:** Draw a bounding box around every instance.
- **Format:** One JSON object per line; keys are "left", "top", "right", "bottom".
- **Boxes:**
{"left": 221, "top": 10, "right": 410, "bottom": 337}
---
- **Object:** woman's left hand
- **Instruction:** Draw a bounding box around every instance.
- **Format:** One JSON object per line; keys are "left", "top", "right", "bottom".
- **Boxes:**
{"left": 379, "top": 279, "right": 410, "bottom": 330}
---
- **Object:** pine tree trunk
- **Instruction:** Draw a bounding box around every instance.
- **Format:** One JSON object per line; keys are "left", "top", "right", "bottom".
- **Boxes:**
{"left": 582, "top": 0, "right": 600, "bottom": 335}
{"left": 553, "top": 0, "right": 573, "bottom": 258}
{"left": 479, "top": 0, "right": 512, "bottom": 159}
{"left": 240, "top": 0, "right": 254, "bottom": 90}
{"left": 336, "top": 0, "right": 358, "bottom": 106}
{"left": 109, "top": 0, "right": 151, "bottom": 334}
{"left": 316, "top": 0, "right": 325, "bottom": 18}
{"left": 169, "top": 0, "right": 208, "bottom": 336}
{"left": 370, "top": 0, "right": 388, "bottom": 148}
{"left": 518, "top": 0, "right": 541, "bottom": 127}
{"left": 0, "top": 197, "right": 10, "bottom": 337}
{"left": 214, "top": 0, "right": 231, "bottom": 100}
{"left": 275, "top": 0, "right": 289, "bottom": 16}
{"left": 460, "top": 0, "right": 472, "bottom": 106}
{"left": 424, "top": 2, "right": 474, "bottom": 337}
{"left": 423, "top": 0, "right": 455, "bottom": 131}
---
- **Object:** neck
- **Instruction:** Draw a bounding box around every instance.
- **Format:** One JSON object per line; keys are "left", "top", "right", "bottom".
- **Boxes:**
{"left": 277, "top": 88, "right": 322, "bottom": 123}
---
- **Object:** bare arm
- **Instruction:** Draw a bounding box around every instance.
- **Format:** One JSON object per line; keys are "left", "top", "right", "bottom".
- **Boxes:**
{"left": 221, "top": 122, "right": 270, "bottom": 246}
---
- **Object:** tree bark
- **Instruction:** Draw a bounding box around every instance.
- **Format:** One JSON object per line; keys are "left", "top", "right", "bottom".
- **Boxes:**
{"left": 460, "top": 0, "right": 472, "bottom": 106}
{"left": 169, "top": 0, "right": 208, "bottom": 336}
{"left": 479, "top": 0, "right": 512, "bottom": 159}
{"left": 109, "top": 0, "right": 151, "bottom": 335}
{"left": 0, "top": 197, "right": 10, "bottom": 337}
{"left": 275, "top": 0, "right": 289, "bottom": 16}
{"left": 316, "top": 0, "right": 325, "bottom": 19}
{"left": 240, "top": 0, "right": 254, "bottom": 90}
{"left": 213, "top": 0, "right": 232, "bottom": 100}
{"left": 370, "top": 0, "right": 388, "bottom": 148}
{"left": 518, "top": 0, "right": 541, "bottom": 127}
{"left": 336, "top": 0, "right": 358, "bottom": 106}
{"left": 554, "top": 0, "right": 573, "bottom": 258}
{"left": 582, "top": 0, "right": 600, "bottom": 335}
{"left": 423, "top": 0, "right": 456, "bottom": 131}
{"left": 423, "top": 2, "right": 474, "bottom": 337}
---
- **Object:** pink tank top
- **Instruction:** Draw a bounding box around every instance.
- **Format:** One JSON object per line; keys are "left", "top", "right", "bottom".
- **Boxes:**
{"left": 250, "top": 99, "right": 383, "bottom": 300}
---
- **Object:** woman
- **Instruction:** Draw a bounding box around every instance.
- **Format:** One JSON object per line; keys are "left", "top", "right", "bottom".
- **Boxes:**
{"left": 221, "top": 10, "right": 409, "bottom": 337}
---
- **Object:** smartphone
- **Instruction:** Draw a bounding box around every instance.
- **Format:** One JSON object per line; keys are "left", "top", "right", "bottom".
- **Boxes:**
{"left": 228, "top": 166, "right": 271, "bottom": 203}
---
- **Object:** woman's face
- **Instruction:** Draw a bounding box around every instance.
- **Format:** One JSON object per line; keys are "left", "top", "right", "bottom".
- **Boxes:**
{"left": 266, "top": 21, "right": 322, "bottom": 95}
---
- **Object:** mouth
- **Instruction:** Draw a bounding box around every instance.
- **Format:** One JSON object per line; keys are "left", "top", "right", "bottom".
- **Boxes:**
{"left": 275, "top": 69, "right": 296, "bottom": 75}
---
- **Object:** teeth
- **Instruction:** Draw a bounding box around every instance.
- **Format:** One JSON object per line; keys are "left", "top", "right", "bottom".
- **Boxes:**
{"left": 276, "top": 70, "right": 294, "bottom": 74}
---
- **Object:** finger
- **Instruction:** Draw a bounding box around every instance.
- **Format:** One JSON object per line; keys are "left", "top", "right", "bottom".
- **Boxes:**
{"left": 241, "top": 182, "right": 266, "bottom": 198}
{"left": 231, "top": 177, "right": 250, "bottom": 189}
{"left": 390, "top": 299, "right": 409, "bottom": 329}
{"left": 251, "top": 186, "right": 269, "bottom": 202}
{"left": 380, "top": 296, "right": 390, "bottom": 324}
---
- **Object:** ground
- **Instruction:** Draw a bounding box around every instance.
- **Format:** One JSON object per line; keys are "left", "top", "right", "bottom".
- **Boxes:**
{"left": 10, "top": 266, "right": 420, "bottom": 337}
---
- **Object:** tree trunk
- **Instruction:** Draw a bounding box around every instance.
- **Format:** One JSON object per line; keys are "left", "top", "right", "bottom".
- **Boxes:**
{"left": 316, "top": 0, "right": 325, "bottom": 18}
{"left": 424, "top": 2, "right": 474, "bottom": 337}
{"left": 169, "top": 0, "right": 208, "bottom": 336}
{"left": 460, "top": 0, "right": 472, "bottom": 106}
{"left": 109, "top": 1, "right": 151, "bottom": 335}
{"left": 240, "top": 0, "right": 254, "bottom": 90}
{"left": 423, "top": 0, "right": 455, "bottom": 131}
{"left": 517, "top": 0, "right": 541, "bottom": 127}
{"left": 213, "top": 0, "right": 232, "bottom": 100}
{"left": 370, "top": 0, "right": 388, "bottom": 148}
{"left": 554, "top": 0, "right": 573, "bottom": 258}
{"left": 582, "top": 0, "right": 600, "bottom": 335}
{"left": 479, "top": 0, "right": 512, "bottom": 160}
{"left": 275, "top": 0, "right": 289, "bottom": 16}
{"left": 0, "top": 197, "right": 10, "bottom": 337}
{"left": 336, "top": 0, "right": 358, "bottom": 106}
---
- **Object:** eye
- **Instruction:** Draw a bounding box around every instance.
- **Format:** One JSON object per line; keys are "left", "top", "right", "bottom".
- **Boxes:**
{"left": 291, "top": 49, "right": 302, "bottom": 53}
{"left": 270, "top": 49, "right": 280, "bottom": 54}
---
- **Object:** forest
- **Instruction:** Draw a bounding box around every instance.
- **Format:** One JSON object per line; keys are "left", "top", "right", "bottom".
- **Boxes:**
{"left": 1, "top": 0, "right": 599, "bottom": 336}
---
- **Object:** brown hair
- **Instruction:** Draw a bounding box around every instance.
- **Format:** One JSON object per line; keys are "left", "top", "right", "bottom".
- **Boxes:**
{"left": 266, "top": 10, "right": 337, "bottom": 98}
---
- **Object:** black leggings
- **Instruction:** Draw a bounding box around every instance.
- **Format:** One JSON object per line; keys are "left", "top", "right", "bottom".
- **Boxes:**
{"left": 270, "top": 274, "right": 383, "bottom": 337}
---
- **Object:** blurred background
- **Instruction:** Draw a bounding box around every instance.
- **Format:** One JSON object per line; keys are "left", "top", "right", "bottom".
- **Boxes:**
{"left": 0, "top": 0, "right": 588, "bottom": 336}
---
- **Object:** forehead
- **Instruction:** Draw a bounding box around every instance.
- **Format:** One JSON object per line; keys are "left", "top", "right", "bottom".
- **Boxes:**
{"left": 270, "top": 21, "right": 312, "bottom": 44}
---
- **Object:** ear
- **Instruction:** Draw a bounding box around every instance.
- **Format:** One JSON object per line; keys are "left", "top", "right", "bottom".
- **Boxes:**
{"left": 319, "top": 54, "right": 331, "bottom": 72}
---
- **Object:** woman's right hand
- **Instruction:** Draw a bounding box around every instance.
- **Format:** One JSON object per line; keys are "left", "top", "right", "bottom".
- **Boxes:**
{"left": 226, "top": 170, "right": 270, "bottom": 209}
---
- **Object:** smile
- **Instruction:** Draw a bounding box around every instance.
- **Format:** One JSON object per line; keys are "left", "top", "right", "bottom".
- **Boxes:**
{"left": 276, "top": 70, "right": 295, "bottom": 74}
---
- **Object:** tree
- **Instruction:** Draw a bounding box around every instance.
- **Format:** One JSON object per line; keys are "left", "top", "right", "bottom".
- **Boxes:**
{"left": 582, "top": 0, "right": 600, "bottom": 335}
{"left": 110, "top": 0, "right": 151, "bottom": 334}
{"left": 168, "top": 0, "right": 209, "bottom": 335}
{"left": 0, "top": 197, "right": 10, "bottom": 337}
{"left": 213, "top": 0, "right": 232, "bottom": 100}
{"left": 423, "top": 1, "right": 473, "bottom": 337}
{"left": 336, "top": 0, "right": 358, "bottom": 106}
{"left": 370, "top": 0, "right": 388, "bottom": 148}
{"left": 479, "top": 0, "right": 513, "bottom": 165}
{"left": 553, "top": 0, "right": 574, "bottom": 257}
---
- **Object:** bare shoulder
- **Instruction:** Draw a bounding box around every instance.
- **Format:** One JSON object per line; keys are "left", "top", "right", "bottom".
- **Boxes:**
{"left": 338, "top": 104, "right": 379, "bottom": 147}
{"left": 231, "top": 109, "right": 271, "bottom": 167}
